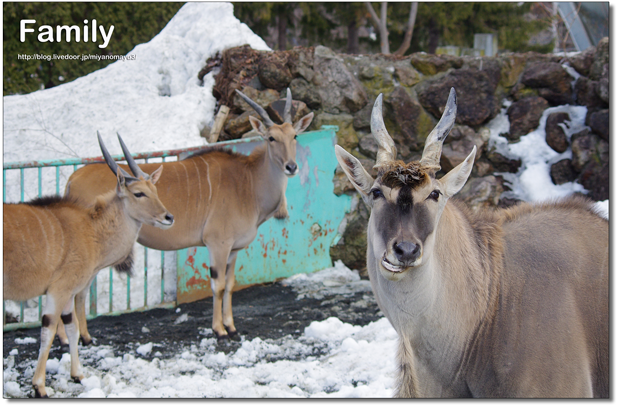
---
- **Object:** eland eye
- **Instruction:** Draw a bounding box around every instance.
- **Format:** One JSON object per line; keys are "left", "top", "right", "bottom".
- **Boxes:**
{"left": 133, "top": 192, "right": 146, "bottom": 198}
{"left": 428, "top": 190, "right": 441, "bottom": 201}
{"left": 370, "top": 188, "right": 384, "bottom": 200}
{"left": 268, "top": 136, "right": 276, "bottom": 142}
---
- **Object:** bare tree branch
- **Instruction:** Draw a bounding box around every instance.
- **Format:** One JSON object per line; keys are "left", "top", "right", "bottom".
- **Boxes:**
{"left": 394, "top": 2, "right": 418, "bottom": 56}
{"left": 366, "top": 2, "right": 390, "bottom": 54}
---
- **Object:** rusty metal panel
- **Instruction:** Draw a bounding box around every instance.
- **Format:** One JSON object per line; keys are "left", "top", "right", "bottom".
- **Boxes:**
{"left": 176, "top": 126, "right": 351, "bottom": 304}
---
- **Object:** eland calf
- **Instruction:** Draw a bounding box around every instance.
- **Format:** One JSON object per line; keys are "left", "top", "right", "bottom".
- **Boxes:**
{"left": 334, "top": 88, "right": 608, "bottom": 398}
{"left": 3, "top": 134, "right": 173, "bottom": 397}
{"left": 61, "top": 88, "right": 313, "bottom": 342}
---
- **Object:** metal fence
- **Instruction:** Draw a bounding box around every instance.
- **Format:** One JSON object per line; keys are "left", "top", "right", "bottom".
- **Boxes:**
{"left": 2, "top": 145, "right": 209, "bottom": 331}
{"left": 3, "top": 127, "right": 351, "bottom": 332}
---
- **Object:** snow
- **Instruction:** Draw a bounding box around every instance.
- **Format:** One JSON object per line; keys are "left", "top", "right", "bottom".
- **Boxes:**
{"left": 2, "top": 1, "right": 611, "bottom": 400}
{"left": 3, "top": 2, "right": 269, "bottom": 165}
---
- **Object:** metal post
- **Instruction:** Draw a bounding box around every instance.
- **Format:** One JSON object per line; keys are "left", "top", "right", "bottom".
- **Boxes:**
{"left": 90, "top": 278, "right": 97, "bottom": 317}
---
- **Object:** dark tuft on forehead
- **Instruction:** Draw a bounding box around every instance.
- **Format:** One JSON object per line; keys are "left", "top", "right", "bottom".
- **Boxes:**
{"left": 377, "top": 160, "right": 432, "bottom": 189}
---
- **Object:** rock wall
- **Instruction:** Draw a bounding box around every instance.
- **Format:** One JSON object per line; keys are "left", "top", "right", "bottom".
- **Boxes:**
{"left": 204, "top": 38, "right": 609, "bottom": 272}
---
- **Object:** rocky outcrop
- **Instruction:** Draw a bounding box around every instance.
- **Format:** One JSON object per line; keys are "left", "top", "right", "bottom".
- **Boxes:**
{"left": 203, "top": 37, "right": 609, "bottom": 270}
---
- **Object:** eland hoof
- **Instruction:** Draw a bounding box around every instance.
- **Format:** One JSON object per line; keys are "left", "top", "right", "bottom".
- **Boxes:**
{"left": 227, "top": 330, "right": 240, "bottom": 342}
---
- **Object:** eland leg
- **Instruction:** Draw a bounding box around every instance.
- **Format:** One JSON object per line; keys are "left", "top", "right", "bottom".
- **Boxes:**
{"left": 74, "top": 288, "right": 92, "bottom": 345}
{"left": 207, "top": 242, "right": 234, "bottom": 342}
{"left": 32, "top": 292, "right": 73, "bottom": 398}
{"left": 222, "top": 251, "right": 239, "bottom": 340}
{"left": 59, "top": 296, "right": 84, "bottom": 384}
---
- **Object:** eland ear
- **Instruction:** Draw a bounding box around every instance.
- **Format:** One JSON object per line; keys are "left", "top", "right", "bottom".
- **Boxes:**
{"left": 116, "top": 168, "right": 127, "bottom": 196}
{"left": 150, "top": 165, "right": 163, "bottom": 185}
{"left": 439, "top": 146, "right": 476, "bottom": 198}
{"left": 249, "top": 116, "right": 269, "bottom": 137}
{"left": 293, "top": 112, "right": 314, "bottom": 134}
{"left": 334, "top": 145, "right": 374, "bottom": 198}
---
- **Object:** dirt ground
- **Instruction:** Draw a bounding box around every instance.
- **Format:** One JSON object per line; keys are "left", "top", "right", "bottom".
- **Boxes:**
{"left": 3, "top": 279, "right": 383, "bottom": 369}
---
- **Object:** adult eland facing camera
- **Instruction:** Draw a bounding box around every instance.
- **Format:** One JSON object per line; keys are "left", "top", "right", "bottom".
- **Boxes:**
{"left": 334, "top": 88, "right": 608, "bottom": 398}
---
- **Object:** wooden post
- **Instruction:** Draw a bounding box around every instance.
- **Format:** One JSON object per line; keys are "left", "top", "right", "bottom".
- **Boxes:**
{"left": 209, "top": 105, "right": 230, "bottom": 144}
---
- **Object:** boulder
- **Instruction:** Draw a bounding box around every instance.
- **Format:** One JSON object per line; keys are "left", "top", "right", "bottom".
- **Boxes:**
{"left": 506, "top": 96, "right": 548, "bottom": 141}
{"left": 410, "top": 53, "right": 463, "bottom": 76}
{"left": 550, "top": 159, "right": 578, "bottom": 185}
{"left": 354, "top": 62, "right": 396, "bottom": 100}
{"left": 258, "top": 52, "right": 293, "bottom": 91}
{"left": 352, "top": 102, "right": 373, "bottom": 130}
{"left": 385, "top": 87, "right": 436, "bottom": 155}
{"left": 574, "top": 77, "right": 606, "bottom": 111}
{"left": 498, "top": 53, "right": 529, "bottom": 89}
{"left": 289, "top": 77, "right": 322, "bottom": 110}
{"left": 417, "top": 68, "right": 497, "bottom": 127}
{"left": 587, "top": 109, "right": 609, "bottom": 141}
{"left": 568, "top": 46, "right": 596, "bottom": 77}
{"left": 578, "top": 161, "right": 609, "bottom": 201}
{"left": 288, "top": 46, "right": 315, "bottom": 82}
{"left": 596, "top": 63, "right": 609, "bottom": 104}
{"left": 232, "top": 86, "right": 280, "bottom": 114}
{"left": 520, "top": 61, "right": 573, "bottom": 105}
{"left": 571, "top": 130, "right": 608, "bottom": 176}
{"left": 312, "top": 46, "right": 368, "bottom": 114}
{"left": 394, "top": 63, "right": 422, "bottom": 87}
{"left": 454, "top": 175, "right": 505, "bottom": 213}
{"left": 313, "top": 112, "right": 358, "bottom": 151}
{"left": 440, "top": 125, "right": 486, "bottom": 173}
{"left": 589, "top": 37, "right": 609, "bottom": 80}
{"left": 329, "top": 198, "right": 371, "bottom": 272}
{"left": 358, "top": 133, "right": 378, "bottom": 160}
{"left": 462, "top": 57, "right": 502, "bottom": 90}
{"left": 223, "top": 111, "right": 254, "bottom": 139}
{"left": 266, "top": 99, "right": 310, "bottom": 124}
{"left": 486, "top": 149, "right": 522, "bottom": 173}
{"left": 545, "top": 112, "right": 570, "bottom": 153}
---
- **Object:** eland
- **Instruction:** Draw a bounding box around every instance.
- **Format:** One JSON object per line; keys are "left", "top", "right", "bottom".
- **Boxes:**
{"left": 334, "top": 88, "right": 608, "bottom": 398}
{"left": 3, "top": 134, "right": 173, "bottom": 397}
{"left": 60, "top": 88, "right": 314, "bottom": 343}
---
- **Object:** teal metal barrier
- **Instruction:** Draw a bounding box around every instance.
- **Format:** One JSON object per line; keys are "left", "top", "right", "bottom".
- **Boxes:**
{"left": 176, "top": 126, "right": 351, "bottom": 303}
{"left": 3, "top": 126, "right": 351, "bottom": 330}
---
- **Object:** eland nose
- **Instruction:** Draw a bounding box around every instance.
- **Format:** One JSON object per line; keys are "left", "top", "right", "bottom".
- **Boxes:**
{"left": 165, "top": 213, "right": 174, "bottom": 225}
{"left": 285, "top": 162, "right": 298, "bottom": 174}
{"left": 393, "top": 241, "right": 420, "bottom": 264}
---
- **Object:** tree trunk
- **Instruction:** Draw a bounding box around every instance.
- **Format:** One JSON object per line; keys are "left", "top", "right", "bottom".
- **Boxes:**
{"left": 278, "top": 13, "right": 287, "bottom": 50}
{"left": 428, "top": 17, "right": 440, "bottom": 54}
{"left": 393, "top": 2, "right": 418, "bottom": 56}
{"left": 366, "top": 2, "right": 390, "bottom": 54}
{"left": 347, "top": 19, "right": 360, "bottom": 54}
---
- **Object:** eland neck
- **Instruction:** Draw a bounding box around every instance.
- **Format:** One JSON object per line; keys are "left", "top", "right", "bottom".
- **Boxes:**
{"left": 375, "top": 200, "right": 500, "bottom": 374}
{"left": 90, "top": 190, "right": 143, "bottom": 270}
{"left": 248, "top": 143, "right": 289, "bottom": 224}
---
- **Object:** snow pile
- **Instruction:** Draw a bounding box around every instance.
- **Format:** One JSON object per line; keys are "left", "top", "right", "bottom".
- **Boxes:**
{"left": 3, "top": 2, "right": 269, "bottom": 164}
{"left": 282, "top": 260, "right": 372, "bottom": 300}
{"left": 4, "top": 313, "right": 398, "bottom": 398}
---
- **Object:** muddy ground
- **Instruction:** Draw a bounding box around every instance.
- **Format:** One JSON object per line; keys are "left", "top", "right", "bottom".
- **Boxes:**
{"left": 3, "top": 279, "right": 383, "bottom": 379}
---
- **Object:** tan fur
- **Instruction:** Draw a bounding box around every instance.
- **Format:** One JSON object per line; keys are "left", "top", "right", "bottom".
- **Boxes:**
{"left": 62, "top": 112, "right": 313, "bottom": 342}
{"left": 335, "top": 90, "right": 608, "bottom": 398}
{"left": 3, "top": 167, "right": 172, "bottom": 397}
